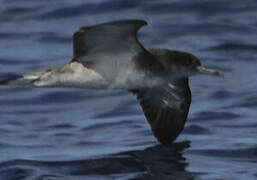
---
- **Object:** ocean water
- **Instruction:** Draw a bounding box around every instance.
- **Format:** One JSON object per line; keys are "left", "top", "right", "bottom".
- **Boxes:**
{"left": 0, "top": 0, "right": 257, "bottom": 179}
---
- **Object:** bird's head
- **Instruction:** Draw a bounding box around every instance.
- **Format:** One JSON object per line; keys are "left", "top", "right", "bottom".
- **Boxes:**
{"left": 169, "top": 51, "right": 224, "bottom": 79}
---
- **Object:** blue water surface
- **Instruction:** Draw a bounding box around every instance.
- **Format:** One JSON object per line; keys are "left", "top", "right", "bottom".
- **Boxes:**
{"left": 0, "top": 0, "right": 257, "bottom": 179}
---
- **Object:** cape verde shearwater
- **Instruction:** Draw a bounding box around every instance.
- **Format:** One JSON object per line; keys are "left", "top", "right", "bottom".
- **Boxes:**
{"left": 0, "top": 20, "right": 224, "bottom": 144}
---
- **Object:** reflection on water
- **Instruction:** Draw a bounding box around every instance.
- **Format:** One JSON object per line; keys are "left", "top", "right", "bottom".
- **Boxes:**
{"left": 0, "top": 142, "right": 195, "bottom": 180}
{"left": 1, "top": 0, "right": 257, "bottom": 179}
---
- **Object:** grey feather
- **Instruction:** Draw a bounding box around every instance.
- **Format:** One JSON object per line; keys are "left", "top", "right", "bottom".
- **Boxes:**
{"left": 71, "top": 19, "right": 161, "bottom": 80}
{"left": 72, "top": 20, "right": 147, "bottom": 63}
{"left": 72, "top": 20, "right": 163, "bottom": 81}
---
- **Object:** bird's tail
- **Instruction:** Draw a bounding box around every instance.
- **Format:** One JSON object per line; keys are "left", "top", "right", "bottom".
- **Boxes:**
{"left": 0, "top": 63, "right": 81, "bottom": 88}
{"left": 0, "top": 71, "right": 45, "bottom": 86}
{"left": 1, "top": 62, "right": 88, "bottom": 88}
{"left": 0, "top": 76, "right": 22, "bottom": 85}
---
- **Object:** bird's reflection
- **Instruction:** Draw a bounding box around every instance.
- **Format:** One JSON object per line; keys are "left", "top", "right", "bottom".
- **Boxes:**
{"left": 0, "top": 141, "right": 196, "bottom": 180}
{"left": 120, "top": 141, "right": 196, "bottom": 179}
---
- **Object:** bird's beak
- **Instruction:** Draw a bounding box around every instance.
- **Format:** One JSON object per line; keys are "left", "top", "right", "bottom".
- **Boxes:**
{"left": 196, "top": 66, "right": 224, "bottom": 77}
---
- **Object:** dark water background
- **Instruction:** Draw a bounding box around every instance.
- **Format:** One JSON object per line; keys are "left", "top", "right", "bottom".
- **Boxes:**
{"left": 0, "top": 0, "right": 257, "bottom": 179}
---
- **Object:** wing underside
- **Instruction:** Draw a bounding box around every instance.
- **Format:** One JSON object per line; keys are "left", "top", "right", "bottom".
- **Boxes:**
{"left": 131, "top": 78, "right": 191, "bottom": 144}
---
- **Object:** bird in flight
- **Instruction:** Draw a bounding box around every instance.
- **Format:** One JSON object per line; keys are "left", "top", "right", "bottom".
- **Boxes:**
{"left": 0, "top": 20, "right": 224, "bottom": 144}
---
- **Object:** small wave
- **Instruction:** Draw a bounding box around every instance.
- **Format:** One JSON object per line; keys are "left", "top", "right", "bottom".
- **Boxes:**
{"left": 183, "top": 125, "right": 211, "bottom": 135}
{"left": 192, "top": 111, "right": 241, "bottom": 121}
{"left": 190, "top": 146, "right": 257, "bottom": 161}
{"left": 3, "top": 7, "right": 40, "bottom": 16}
{"left": 36, "top": 33, "right": 71, "bottom": 44}
{"left": 204, "top": 43, "right": 257, "bottom": 52}
{"left": 0, "top": 142, "right": 193, "bottom": 180}
{"left": 37, "top": 1, "right": 143, "bottom": 20}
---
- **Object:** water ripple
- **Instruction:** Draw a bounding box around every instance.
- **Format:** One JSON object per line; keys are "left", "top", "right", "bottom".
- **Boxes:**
{"left": 204, "top": 43, "right": 257, "bottom": 52}
{"left": 192, "top": 111, "right": 241, "bottom": 121}
{"left": 0, "top": 142, "right": 194, "bottom": 180}
{"left": 190, "top": 146, "right": 257, "bottom": 162}
{"left": 37, "top": 1, "right": 144, "bottom": 20}
{"left": 183, "top": 125, "right": 211, "bottom": 135}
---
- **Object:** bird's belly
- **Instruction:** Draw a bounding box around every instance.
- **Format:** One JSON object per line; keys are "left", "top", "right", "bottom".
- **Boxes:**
{"left": 32, "top": 62, "right": 109, "bottom": 89}
{"left": 31, "top": 62, "right": 165, "bottom": 90}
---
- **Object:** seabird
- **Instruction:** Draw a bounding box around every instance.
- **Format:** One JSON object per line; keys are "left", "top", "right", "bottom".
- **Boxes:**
{"left": 0, "top": 20, "right": 224, "bottom": 144}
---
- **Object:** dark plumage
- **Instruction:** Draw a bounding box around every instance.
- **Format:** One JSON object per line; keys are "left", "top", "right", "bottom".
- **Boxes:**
{"left": 133, "top": 49, "right": 193, "bottom": 144}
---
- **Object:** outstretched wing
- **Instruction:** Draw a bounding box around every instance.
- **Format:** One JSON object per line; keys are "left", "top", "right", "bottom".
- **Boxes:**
{"left": 72, "top": 20, "right": 147, "bottom": 65}
{"left": 131, "top": 78, "right": 191, "bottom": 144}
{"left": 71, "top": 20, "right": 165, "bottom": 81}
